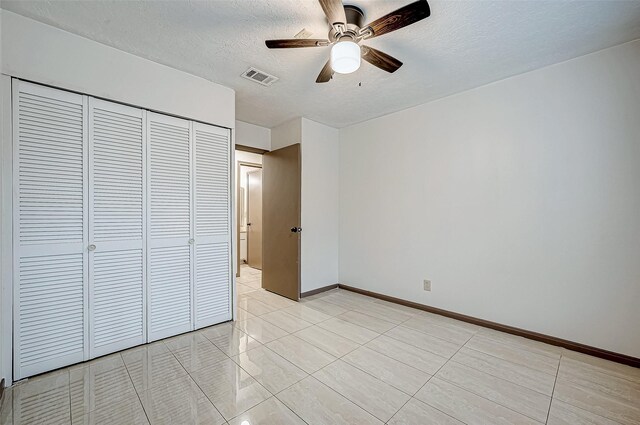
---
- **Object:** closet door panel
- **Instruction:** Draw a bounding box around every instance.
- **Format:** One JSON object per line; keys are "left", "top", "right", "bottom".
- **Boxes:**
{"left": 194, "top": 123, "right": 230, "bottom": 239}
{"left": 194, "top": 242, "right": 230, "bottom": 328}
{"left": 193, "top": 123, "right": 231, "bottom": 328}
{"left": 149, "top": 117, "right": 191, "bottom": 241}
{"left": 149, "top": 245, "right": 192, "bottom": 337}
{"left": 147, "top": 113, "right": 193, "bottom": 341}
{"left": 88, "top": 99, "right": 145, "bottom": 357}
{"left": 13, "top": 81, "right": 88, "bottom": 379}
{"left": 92, "top": 249, "right": 143, "bottom": 354}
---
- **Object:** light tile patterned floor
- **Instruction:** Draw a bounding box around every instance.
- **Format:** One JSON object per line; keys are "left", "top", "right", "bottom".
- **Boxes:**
{"left": 1, "top": 265, "right": 639, "bottom": 424}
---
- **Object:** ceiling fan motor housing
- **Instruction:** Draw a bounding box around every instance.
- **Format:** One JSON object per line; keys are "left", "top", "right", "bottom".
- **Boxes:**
{"left": 329, "top": 5, "right": 365, "bottom": 42}
{"left": 344, "top": 5, "right": 364, "bottom": 28}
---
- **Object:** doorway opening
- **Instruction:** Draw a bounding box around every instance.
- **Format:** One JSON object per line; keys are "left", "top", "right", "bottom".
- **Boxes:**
{"left": 235, "top": 143, "right": 302, "bottom": 300}
{"left": 236, "top": 150, "right": 263, "bottom": 292}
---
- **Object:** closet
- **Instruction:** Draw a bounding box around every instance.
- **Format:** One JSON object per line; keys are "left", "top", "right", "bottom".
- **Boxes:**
{"left": 12, "top": 80, "right": 232, "bottom": 380}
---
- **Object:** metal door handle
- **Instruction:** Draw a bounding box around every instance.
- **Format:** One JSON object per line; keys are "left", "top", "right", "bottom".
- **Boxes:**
{"left": 188, "top": 239, "right": 195, "bottom": 245}
{"left": 88, "top": 244, "right": 96, "bottom": 251}
{"left": 290, "top": 227, "right": 302, "bottom": 233}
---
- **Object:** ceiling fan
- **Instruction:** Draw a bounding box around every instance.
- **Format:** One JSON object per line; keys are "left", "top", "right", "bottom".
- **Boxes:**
{"left": 265, "top": 0, "right": 431, "bottom": 83}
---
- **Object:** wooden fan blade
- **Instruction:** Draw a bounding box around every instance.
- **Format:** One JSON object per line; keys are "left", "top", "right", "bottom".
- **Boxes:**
{"left": 266, "top": 39, "right": 330, "bottom": 49}
{"left": 361, "top": 46, "right": 403, "bottom": 73}
{"left": 363, "top": 0, "right": 430, "bottom": 39}
{"left": 318, "top": 0, "right": 347, "bottom": 25}
{"left": 316, "top": 59, "right": 334, "bottom": 83}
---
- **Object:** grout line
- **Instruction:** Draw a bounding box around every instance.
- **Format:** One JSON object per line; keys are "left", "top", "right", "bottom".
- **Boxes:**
{"left": 272, "top": 376, "right": 329, "bottom": 424}
{"left": 121, "top": 352, "right": 154, "bottom": 425}
{"left": 394, "top": 321, "right": 474, "bottom": 347}
{"left": 311, "top": 304, "right": 464, "bottom": 422}
{"left": 405, "top": 332, "right": 471, "bottom": 425}
{"left": 234, "top": 394, "right": 311, "bottom": 425}
{"left": 173, "top": 339, "right": 235, "bottom": 422}
{"left": 241, "top": 344, "right": 310, "bottom": 384}
{"left": 268, "top": 330, "right": 358, "bottom": 360}
{"left": 385, "top": 397, "right": 413, "bottom": 424}
{"left": 471, "top": 332, "right": 562, "bottom": 361}
{"left": 306, "top": 317, "right": 442, "bottom": 423}
{"left": 235, "top": 314, "right": 294, "bottom": 336}
{"left": 340, "top": 346, "right": 429, "bottom": 397}
{"left": 307, "top": 364, "right": 395, "bottom": 423}
{"left": 462, "top": 339, "right": 557, "bottom": 367}
{"left": 351, "top": 307, "right": 418, "bottom": 325}
{"left": 454, "top": 345, "right": 557, "bottom": 393}
{"left": 405, "top": 397, "right": 464, "bottom": 425}
{"left": 216, "top": 358, "right": 279, "bottom": 421}
{"left": 362, "top": 334, "right": 447, "bottom": 378}
{"left": 259, "top": 310, "right": 316, "bottom": 331}
{"left": 423, "top": 328, "right": 558, "bottom": 423}
{"left": 382, "top": 325, "right": 456, "bottom": 359}
{"left": 431, "top": 371, "right": 549, "bottom": 423}
{"left": 199, "top": 325, "right": 259, "bottom": 357}
{"left": 336, "top": 310, "right": 400, "bottom": 332}
{"left": 251, "top": 296, "right": 416, "bottom": 421}
{"left": 463, "top": 338, "right": 559, "bottom": 376}
{"left": 424, "top": 374, "right": 548, "bottom": 424}
{"left": 404, "top": 315, "right": 479, "bottom": 336}
{"left": 314, "top": 320, "right": 381, "bottom": 345}
{"left": 67, "top": 369, "right": 72, "bottom": 423}
{"left": 446, "top": 358, "right": 554, "bottom": 398}
{"left": 278, "top": 306, "right": 336, "bottom": 326}
{"left": 545, "top": 353, "right": 561, "bottom": 424}
{"left": 419, "top": 331, "right": 467, "bottom": 387}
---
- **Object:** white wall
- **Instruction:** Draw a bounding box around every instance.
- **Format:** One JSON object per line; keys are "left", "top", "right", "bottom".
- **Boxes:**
{"left": 300, "top": 119, "right": 339, "bottom": 293}
{"left": 339, "top": 40, "right": 640, "bottom": 358}
{"left": 271, "top": 118, "right": 302, "bottom": 150}
{"left": 1, "top": 11, "right": 234, "bottom": 128}
{"left": 271, "top": 118, "right": 340, "bottom": 293}
{"left": 236, "top": 120, "right": 270, "bottom": 151}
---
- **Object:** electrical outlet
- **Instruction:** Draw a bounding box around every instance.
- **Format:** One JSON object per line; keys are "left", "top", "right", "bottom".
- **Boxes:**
{"left": 423, "top": 279, "right": 431, "bottom": 291}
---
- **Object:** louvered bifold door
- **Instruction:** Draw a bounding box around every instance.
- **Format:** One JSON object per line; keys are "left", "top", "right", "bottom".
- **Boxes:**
{"left": 88, "top": 98, "right": 146, "bottom": 357}
{"left": 147, "top": 113, "right": 193, "bottom": 341}
{"left": 193, "top": 122, "right": 232, "bottom": 329}
{"left": 13, "top": 81, "right": 89, "bottom": 379}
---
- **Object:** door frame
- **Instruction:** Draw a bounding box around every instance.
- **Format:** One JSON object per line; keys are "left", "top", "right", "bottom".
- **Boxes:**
{"left": 1, "top": 75, "right": 14, "bottom": 385}
{"left": 236, "top": 160, "right": 262, "bottom": 277}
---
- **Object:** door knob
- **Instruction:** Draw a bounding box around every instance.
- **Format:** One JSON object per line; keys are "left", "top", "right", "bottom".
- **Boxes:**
{"left": 88, "top": 244, "right": 96, "bottom": 251}
{"left": 188, "top": 239, "right": 195, "bottom": 245}
{"left": 290, "top": 227, "right": 302, "bottom": 233}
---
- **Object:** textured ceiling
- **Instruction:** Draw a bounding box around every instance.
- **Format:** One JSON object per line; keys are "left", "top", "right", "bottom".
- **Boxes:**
{"left": 3, "top": 0, "right": 640, "bottom": 128}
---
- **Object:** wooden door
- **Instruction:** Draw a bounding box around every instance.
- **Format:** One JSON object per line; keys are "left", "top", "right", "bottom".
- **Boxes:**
{"left": 247, "top": 169, "right": 263, "bottom": 269}
{"left": 262, "top": 144, "right": 301, "bottom": 300}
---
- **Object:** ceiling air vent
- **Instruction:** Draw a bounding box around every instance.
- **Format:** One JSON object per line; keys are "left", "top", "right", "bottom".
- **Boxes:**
{"left": 241, "top": 67, "right": 279, "bottom": 87}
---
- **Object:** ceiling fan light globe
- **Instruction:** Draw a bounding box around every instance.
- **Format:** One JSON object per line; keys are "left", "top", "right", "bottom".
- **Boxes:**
{"left": 331, "top": 41, "right": 361, "bottom": 74}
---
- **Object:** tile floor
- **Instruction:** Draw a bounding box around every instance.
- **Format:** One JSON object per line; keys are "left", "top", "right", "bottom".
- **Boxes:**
{"left": 1, "top": 265, "right": 639, "bottom": 424}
